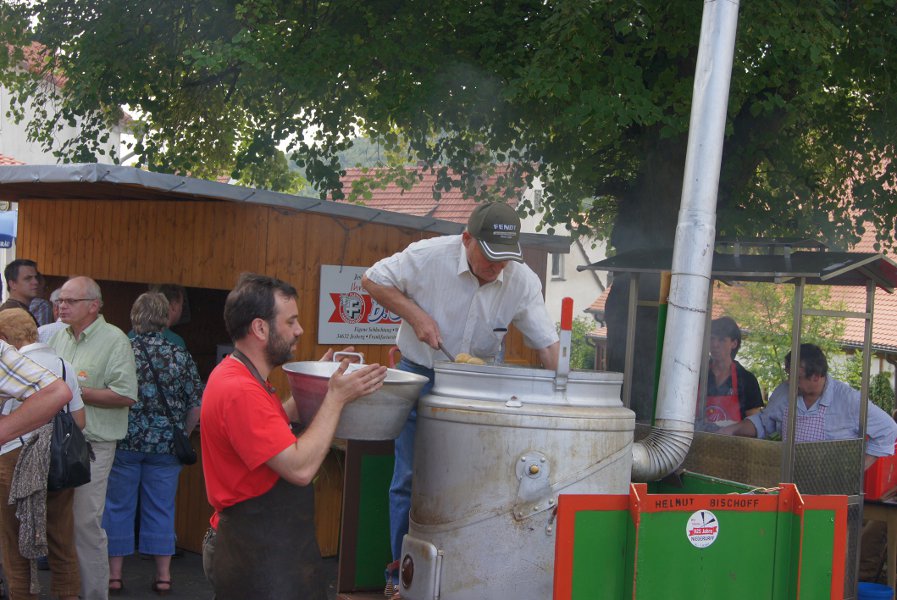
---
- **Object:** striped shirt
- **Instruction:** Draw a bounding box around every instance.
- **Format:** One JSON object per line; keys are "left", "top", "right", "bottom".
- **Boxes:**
{"left": 0, "top": 342, "right": 84, "bottom": 455}
{"left": 0, "top": 341, "right": 59, "bottom": 448}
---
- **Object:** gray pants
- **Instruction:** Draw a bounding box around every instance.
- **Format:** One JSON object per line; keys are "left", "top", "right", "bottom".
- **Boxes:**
{"left": 74, "top": 440, "right": 116, "bottom": 600}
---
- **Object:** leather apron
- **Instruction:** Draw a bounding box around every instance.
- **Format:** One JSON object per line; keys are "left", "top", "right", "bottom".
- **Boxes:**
{"left": 210, "top": 477, "right": 326, "bottom": 600}
{"left": 705, "top": 362, "right": 742, "bottom": 424}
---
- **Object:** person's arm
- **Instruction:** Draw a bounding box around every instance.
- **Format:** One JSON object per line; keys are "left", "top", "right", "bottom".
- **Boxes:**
{"left": 80, "top": 386, "right": 135, "bottom": 408}
{"left": 362, "top": 275, "right": 442, "bottom": 349}
{"left": 180, "top": 351, "right": 204, "bottom": 435}
{"left": 740, "top": 366, "right": 764, "bottom": 418}
{"left": 538, "top": 342, "right": 560, "bottom": 371}
{"left": 862, "top": 399, "right": 897, "bottom": 466}
{"left": 87, "top": 332, "right": 139, "bottom": 409}
{"left": 0, "top": 379, "right": 72, "bottom": 444}
{"left": 71, "top": 407, "right": 86, "bottom": 430}
{"left": 268, "top": 360, "right": 387, "bottom": 485}
{"left": 184, "top": 407, "right": 200, "bottom": 435}
{"left": 717, "top": 418, "right": 759, "bottom": 438}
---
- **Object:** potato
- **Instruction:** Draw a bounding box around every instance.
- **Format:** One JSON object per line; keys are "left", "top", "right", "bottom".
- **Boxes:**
{"left": 454, "top": 353, "right": 486, "bottom": 365}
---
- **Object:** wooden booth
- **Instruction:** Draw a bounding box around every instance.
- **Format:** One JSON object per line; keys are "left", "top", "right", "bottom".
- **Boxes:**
{"left": 0, "top": 164, "right": 569, "bottom": 568}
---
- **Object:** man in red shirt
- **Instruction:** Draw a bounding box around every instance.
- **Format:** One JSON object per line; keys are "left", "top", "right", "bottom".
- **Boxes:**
{"left": 201, "top": 273, "right": 387, "bottom": 600}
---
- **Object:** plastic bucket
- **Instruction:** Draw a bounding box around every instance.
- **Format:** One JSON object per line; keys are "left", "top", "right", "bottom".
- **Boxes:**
{"left": 858, "top": 582, "right": 894, "bottom": 600}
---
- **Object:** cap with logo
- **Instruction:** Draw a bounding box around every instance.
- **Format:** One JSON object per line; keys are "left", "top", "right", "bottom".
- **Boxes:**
{"left": 467, "top": 202, "right": 523, "bottom": 263}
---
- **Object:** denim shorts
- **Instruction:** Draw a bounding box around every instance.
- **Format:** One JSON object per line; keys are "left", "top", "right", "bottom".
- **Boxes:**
{"left": 102, "top": 449, "right": 182, "bottom": 556}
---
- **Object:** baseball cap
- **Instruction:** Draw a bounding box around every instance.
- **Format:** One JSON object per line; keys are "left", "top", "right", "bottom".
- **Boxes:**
{"left": 467, "top": 202, "right": 523, "bottom": 263}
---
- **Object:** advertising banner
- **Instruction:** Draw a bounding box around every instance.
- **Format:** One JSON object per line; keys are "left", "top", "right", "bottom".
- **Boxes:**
{"left": 318, "top": 265, "right": 401, "bottom": 345}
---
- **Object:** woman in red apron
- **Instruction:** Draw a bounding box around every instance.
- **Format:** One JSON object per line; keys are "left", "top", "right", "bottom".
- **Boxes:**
{"left": 704, "top": 317, "right": 764, "bottom": 425}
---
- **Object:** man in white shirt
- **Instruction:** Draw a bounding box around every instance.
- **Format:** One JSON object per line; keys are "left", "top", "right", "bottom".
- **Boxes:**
{"left": 362, "top": 202, "right": 559, "bottom": 591}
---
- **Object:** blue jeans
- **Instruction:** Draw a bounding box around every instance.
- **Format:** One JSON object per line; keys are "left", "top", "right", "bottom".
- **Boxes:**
{"left": 388, "top": 358, "right": 435, "bottom": 575}
{"left": 103, "top": 449, "right": 182, "bottom": 557}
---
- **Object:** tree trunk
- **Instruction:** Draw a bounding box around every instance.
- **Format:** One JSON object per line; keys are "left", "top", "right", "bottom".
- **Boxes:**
{"left": 606, "top": 137, "right": 687, "bottom": 421}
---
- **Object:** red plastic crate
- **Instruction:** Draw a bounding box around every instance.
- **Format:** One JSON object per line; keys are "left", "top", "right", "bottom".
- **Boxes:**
{"left": 865, "top": 443, "right": 897, "bottom": 500}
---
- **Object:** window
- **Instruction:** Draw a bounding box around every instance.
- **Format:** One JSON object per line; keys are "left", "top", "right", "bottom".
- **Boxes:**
{"left": 551, "top": 253, "right": 564, "bottom": 280}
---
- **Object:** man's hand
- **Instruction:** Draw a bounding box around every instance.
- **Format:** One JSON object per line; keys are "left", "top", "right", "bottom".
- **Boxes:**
{"left": 407, "top": 312, "right": 442, "bottom": 349}
{"left": 271, "top": 360, "right": 388, "bottom": 487}
{"left": 717, "top": 419, "right": 758, "bottom": 438}
{"left": 362, "top": 276, "right": 442, "bottom": 349}
{"left": 326, "top": 360, "right": 388, "bottom": 407}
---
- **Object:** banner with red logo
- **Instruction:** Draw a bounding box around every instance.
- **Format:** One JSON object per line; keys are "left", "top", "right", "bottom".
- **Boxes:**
{"left": 317, "top": 265, "right": 402, "bottom": 344}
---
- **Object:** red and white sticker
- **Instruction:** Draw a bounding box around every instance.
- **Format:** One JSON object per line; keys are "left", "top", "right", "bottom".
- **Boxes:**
{"left": 686, "top": 510, "right": 719, "bottom": 548}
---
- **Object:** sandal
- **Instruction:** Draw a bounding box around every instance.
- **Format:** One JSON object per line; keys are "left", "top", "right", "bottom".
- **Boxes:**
{"left": 151, "top": 580, "right": 172, "bottom": 596}
{"left": 108, "top": 579, "right": 124, "bottom": 595}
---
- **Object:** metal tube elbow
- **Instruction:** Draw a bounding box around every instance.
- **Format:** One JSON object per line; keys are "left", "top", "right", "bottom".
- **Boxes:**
{"left": 630, "top": 419, "right": 695, "bottom": 482}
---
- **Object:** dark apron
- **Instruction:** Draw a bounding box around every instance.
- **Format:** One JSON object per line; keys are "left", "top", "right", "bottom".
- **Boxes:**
{"left": 208, "top": 477, "right": 326, "bottom": 600}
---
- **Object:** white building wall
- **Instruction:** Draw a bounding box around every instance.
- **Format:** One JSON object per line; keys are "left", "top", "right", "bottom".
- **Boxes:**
{"left": 518, "top": 181, "right": 608, "bottom": 325}
{"left": 0, "top": 83, "right": 122, "bottom": 164}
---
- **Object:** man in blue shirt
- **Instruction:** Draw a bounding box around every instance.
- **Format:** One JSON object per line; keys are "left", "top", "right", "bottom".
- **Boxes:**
{"left": 722, "top": 343, "right": 897, "bottom": 468}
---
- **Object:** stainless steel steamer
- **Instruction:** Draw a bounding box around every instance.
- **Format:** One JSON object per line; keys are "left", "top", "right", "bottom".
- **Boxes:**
{"left": 400, "top": 362, "right": 633, "bottom": 600}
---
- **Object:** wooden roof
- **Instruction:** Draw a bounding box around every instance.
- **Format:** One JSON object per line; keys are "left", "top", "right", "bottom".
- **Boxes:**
{"left": 0, "top": 163, "right": 568, "bottom": 252}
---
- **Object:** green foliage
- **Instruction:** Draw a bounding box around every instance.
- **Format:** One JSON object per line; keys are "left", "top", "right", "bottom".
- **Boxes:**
{"left": 722, "top": 284, "right": 895, "bottom": 414}
{"left": 2, "top": 0, "right": 896, "bottom": 252}
{"left": 233, "top": 150, "right": 307, "bottom": 194}
{"left": 832, "top": 355, "right": 895, "bottom": 415}
{"left": 721, "top": 282, "right": 845, "bottom": 394}
{"left": 564, "top": 316, "right": 597, "bottom": 370}
{"left": 871, "top": 371, "right": 894, "bottom": 416}
{"left": 831, "top": 351, "right": 865, "bottom": 391}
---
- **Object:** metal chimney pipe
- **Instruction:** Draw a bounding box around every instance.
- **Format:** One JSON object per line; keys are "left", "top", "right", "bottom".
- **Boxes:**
{"left": 631, "top": 0, "right": 741, "bottom": 481}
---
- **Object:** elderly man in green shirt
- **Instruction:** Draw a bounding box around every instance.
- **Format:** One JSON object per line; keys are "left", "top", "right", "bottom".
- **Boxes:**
{"left": 49, "top": 276, "right": 138, "bottom": 600}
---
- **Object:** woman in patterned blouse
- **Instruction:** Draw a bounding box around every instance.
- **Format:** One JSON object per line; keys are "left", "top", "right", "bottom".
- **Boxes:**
{"left": 103, "top": 292, "right": 203, "bottom": 595}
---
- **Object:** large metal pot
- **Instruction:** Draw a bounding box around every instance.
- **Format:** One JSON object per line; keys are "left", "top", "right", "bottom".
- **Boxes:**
{"left": 282, "top": 357, "right": 428, "bottom": 440}
{"left": 401, "top": 362, "right": 633, "bottom": 600}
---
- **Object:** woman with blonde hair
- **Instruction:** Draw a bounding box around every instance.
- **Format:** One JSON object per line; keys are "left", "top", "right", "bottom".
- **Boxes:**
{"left": 0, "top": 308, "right": 84, "bottom": 600}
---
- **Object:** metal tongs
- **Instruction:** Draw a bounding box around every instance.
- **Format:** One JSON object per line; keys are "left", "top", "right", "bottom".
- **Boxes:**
{"left": 438, "top": 342, "right": 455, "bottom": 362}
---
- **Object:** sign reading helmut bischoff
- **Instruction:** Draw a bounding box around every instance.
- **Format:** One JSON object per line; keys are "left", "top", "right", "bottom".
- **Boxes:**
{"left": 318, "top": 265, "right": 401, "bottom": 345}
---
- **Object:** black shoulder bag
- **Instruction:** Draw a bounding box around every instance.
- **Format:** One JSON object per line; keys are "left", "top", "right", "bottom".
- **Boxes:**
{"left": 47, "top": 359, "right": 92, "bottom": 491}
{"left": 136, "top": 338, "right": 197, "bottom": 465}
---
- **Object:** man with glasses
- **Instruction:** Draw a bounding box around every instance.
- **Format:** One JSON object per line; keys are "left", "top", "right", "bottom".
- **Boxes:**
{"left": 48, "top": 276, "right": 138, "bottom": 600}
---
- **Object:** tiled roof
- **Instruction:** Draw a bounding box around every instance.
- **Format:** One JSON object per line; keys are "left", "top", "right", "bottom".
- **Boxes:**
{"left": 588, "top": 324, "right": 608, "bottom": 340}
{"left": 587, "top": 290, "right": 607, "bottom": 314}
{"left": 0, "top": 154, "right": 25, "bottom": 166}
{"left": 336, "top": 167, "right": 519, "bottom": 224}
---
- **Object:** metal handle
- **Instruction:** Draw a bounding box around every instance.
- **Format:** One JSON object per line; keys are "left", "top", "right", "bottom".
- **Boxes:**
{"left": 333, "top": 351, "right": 365, "bottom": 364}
{"left": 555, "top": 297, "right": 573, "bottom": 391}
{"left": 438, "top": 343, "right": 455, "bottom": 362}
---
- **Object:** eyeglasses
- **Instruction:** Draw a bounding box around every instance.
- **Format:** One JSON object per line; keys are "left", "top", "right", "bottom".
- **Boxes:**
{"left": 55, "top": 298, "right": 94, "bottom": 306}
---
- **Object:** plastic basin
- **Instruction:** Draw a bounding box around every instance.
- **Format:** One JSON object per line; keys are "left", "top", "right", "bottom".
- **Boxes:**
{"left": 283, "top": 361, "right": 428, "bottom": 440}
{"left": 858, "top": 582, "right": 894, "bottom": 600}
